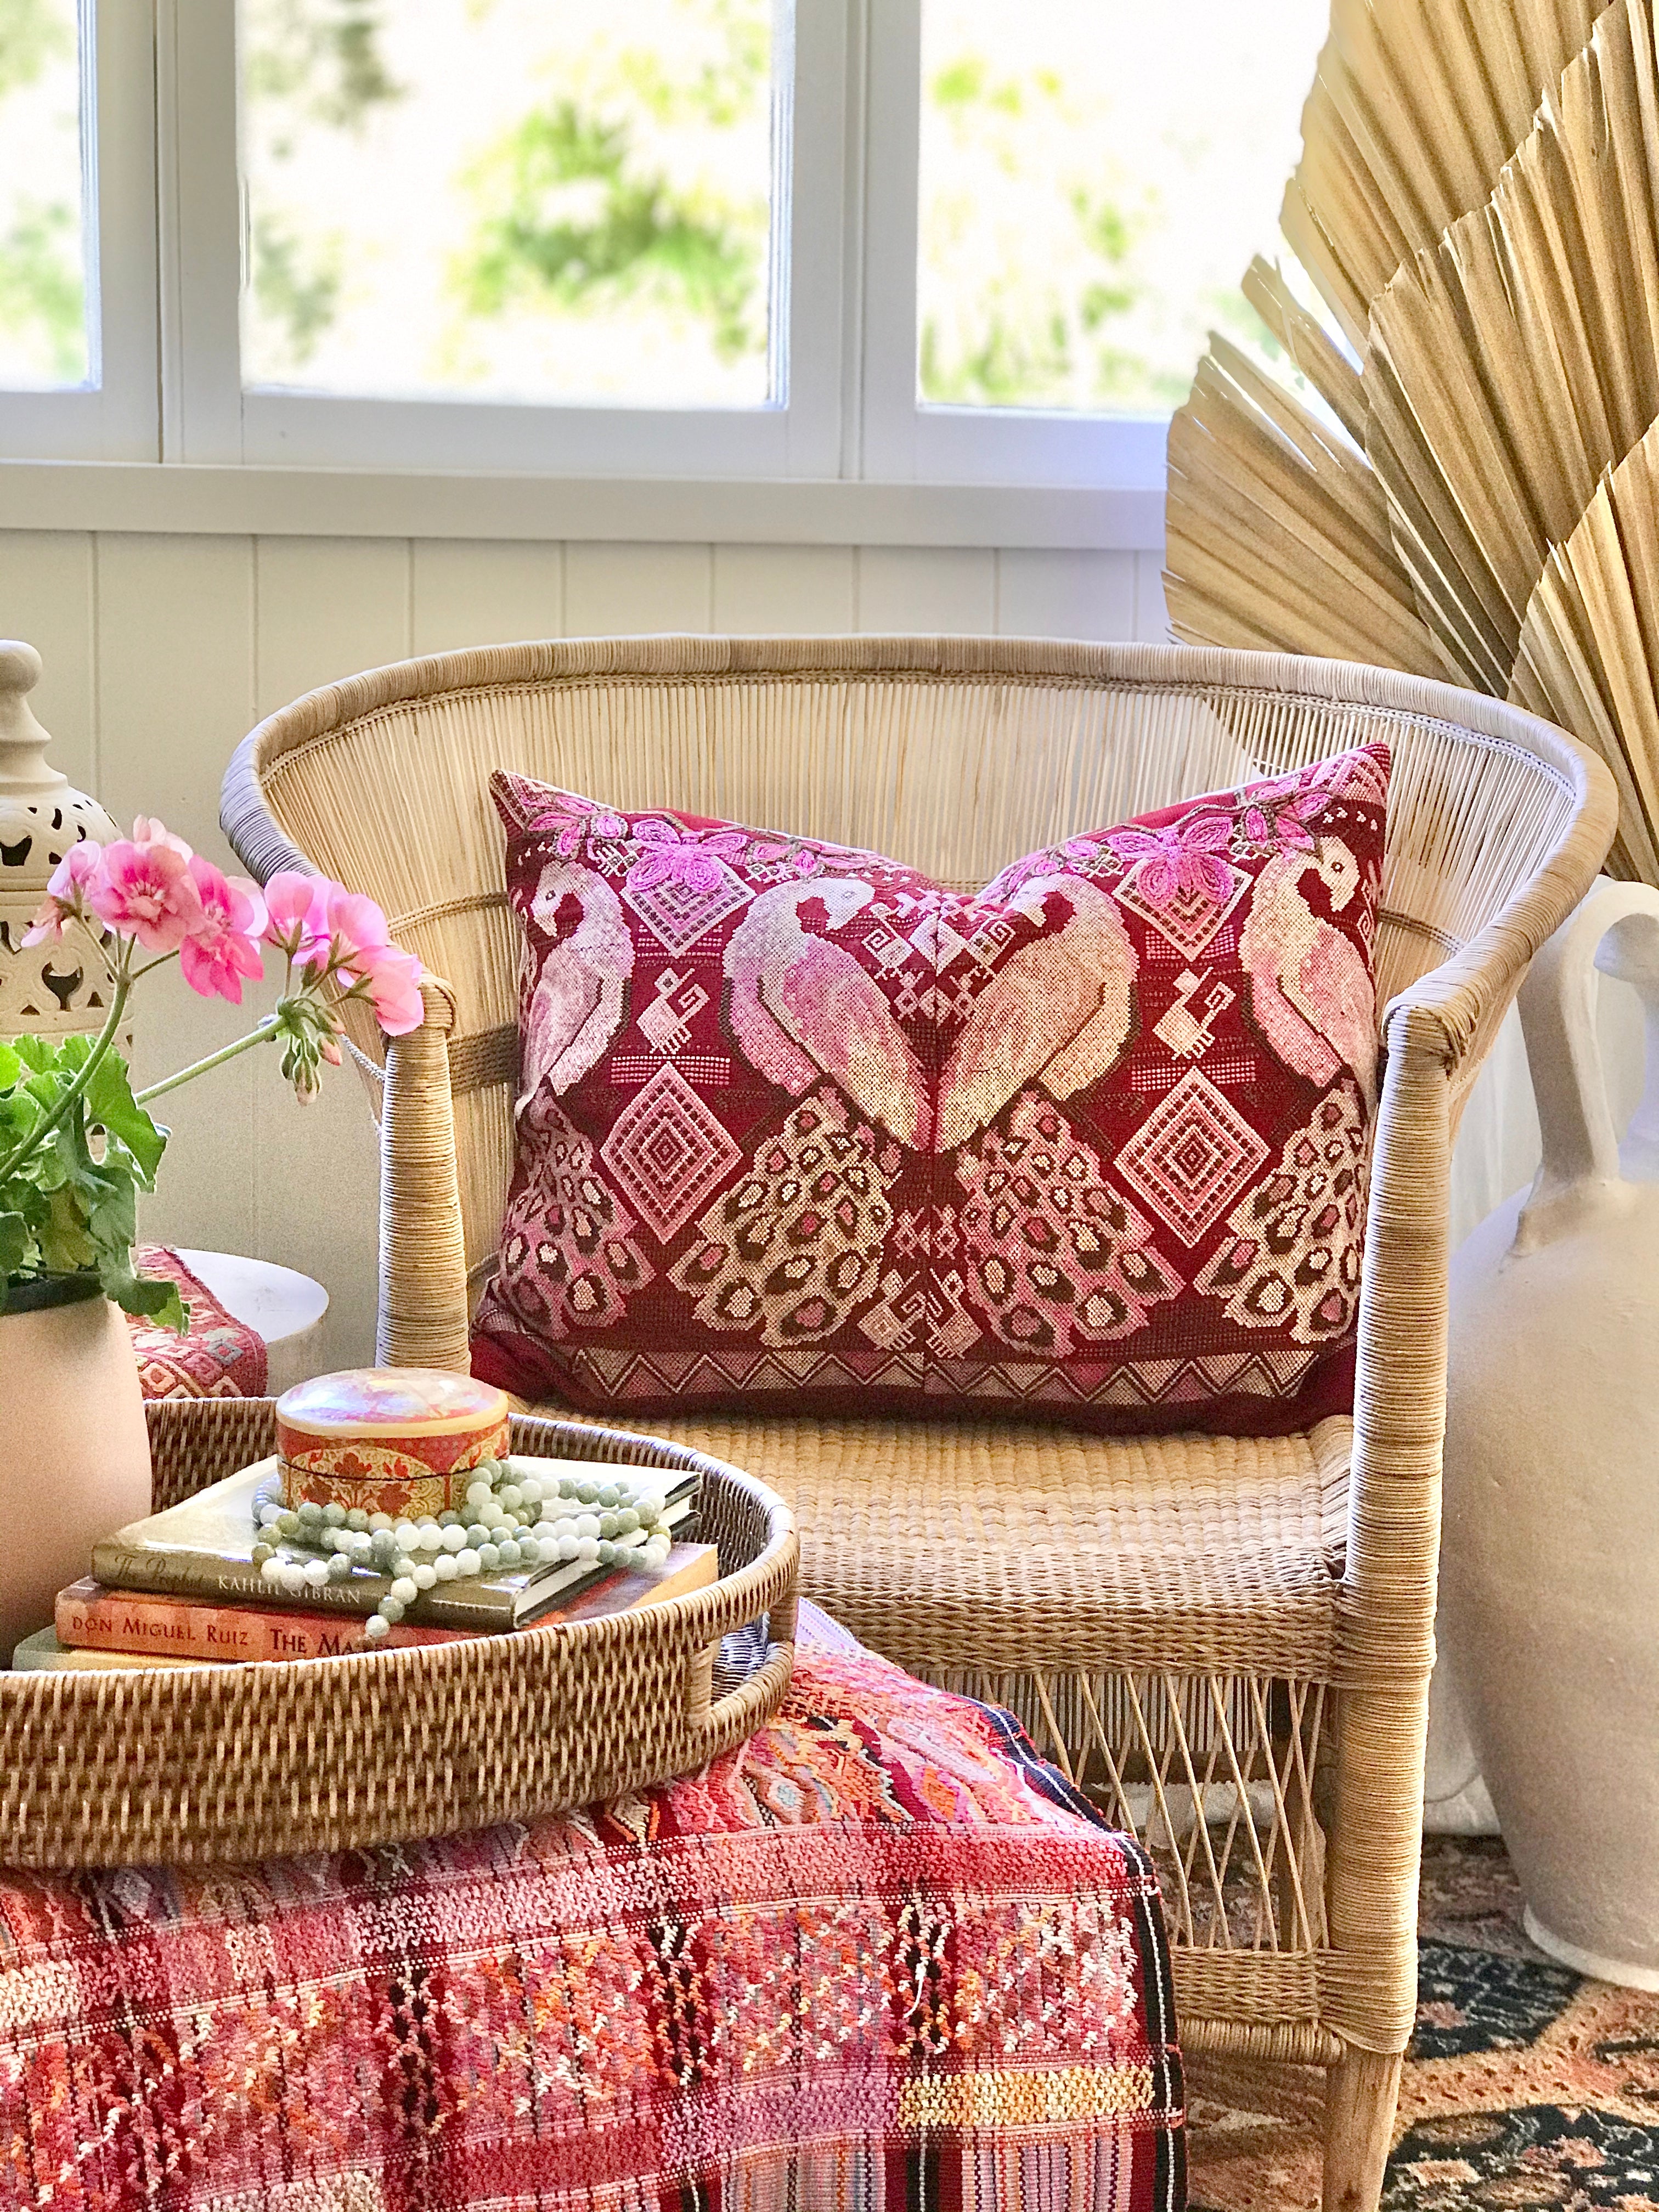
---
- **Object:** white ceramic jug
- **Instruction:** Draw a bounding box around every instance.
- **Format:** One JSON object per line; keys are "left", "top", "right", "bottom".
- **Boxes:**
{"left": 1443, "top": 878, "right": 1659, "bottom": 1989}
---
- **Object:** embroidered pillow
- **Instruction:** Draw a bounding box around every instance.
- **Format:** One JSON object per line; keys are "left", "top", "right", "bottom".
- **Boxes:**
{"left": 471, "top": 744, "right": 1390, "bottom": 1436}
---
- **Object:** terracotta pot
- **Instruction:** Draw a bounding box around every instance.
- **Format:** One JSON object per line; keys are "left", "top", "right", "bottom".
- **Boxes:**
{"left": 0, "top": 1275, "right": 153, "bottom": 1661}
{"left": 1444, "top": 880, "right": 1659, "bottom": 1990}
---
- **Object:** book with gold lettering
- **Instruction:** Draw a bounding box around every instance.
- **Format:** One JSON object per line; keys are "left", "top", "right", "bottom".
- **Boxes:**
{"left": 44, "top": 1543, "right": 719, "bottom": 1666}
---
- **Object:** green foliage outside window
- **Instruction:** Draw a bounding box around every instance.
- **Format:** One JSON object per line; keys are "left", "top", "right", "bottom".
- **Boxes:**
{"left": 0, "top": 0, "right": 87, "bottom": 388}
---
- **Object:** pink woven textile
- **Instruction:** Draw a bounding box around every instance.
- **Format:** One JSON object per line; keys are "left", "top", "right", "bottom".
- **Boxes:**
{"left": 127, "top": 1245, "right": 267, "bottom": 1401}
{"left": 0, "top": 1638, "right": 1184, "bottom": 2211}
{"left": 475, "top": 746, "right": 1389, "bottom": 1437}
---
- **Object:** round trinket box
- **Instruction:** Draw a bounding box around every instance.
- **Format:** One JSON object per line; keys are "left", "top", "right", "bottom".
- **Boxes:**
{"left": 275, "top": 1368, "right": 511, "bottom": 1517}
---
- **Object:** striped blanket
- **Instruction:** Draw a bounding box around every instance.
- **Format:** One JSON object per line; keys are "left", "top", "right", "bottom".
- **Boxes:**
{"left": 0, "top": 1622, "right": 1184, "bottom": 2211}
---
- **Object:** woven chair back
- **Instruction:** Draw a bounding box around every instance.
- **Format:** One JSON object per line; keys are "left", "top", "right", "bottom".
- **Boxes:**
{"left": 223, "top": 637, "right": 1588, "bottom": 1306}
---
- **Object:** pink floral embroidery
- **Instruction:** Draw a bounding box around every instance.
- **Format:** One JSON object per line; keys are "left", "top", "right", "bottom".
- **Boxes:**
{"left": 527, "top": 792, "right": 629, "bottom": 857}
{"left": 1107, "top": 813, "right": 1234, "bottom": 906}
{"left": 627, "top": 817, "right": 748, "bottom": 894}
{"left": 1238, "top": 777, "right": 1328, "bottom": 855}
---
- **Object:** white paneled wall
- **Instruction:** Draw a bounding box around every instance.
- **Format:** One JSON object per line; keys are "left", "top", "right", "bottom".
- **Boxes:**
{"left": 0, "top": 531, "right": 1167, "bottom": 1368}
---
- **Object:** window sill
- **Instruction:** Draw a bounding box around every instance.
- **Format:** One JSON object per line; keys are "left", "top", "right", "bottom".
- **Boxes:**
{"left": 0, "top": 460, "right": 1165, "bottom": 550}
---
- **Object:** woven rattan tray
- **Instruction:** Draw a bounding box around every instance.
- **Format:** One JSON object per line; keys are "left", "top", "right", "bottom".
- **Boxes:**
{"left": 0, "top": 1399, "right": 798, "bottom": 1870}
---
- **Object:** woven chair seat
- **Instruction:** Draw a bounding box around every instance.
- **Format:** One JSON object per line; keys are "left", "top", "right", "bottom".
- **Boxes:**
{"left": 531, "top": 1401, "right": 1351, "bottom": 1683}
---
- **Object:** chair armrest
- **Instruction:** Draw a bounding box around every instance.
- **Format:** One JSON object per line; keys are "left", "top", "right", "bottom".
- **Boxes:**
{"left": 377, "top": 975, "right": 472, "bottom": 1373}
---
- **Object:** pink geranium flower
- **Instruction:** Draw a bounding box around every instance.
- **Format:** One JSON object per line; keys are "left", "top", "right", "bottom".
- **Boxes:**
{"left": 261, "top": 870, "right": 327, "bottom": 957}
{"left": 87, "top": 819, "right": 205, "bottom": 953}
{"left": 179, "top": 857, "right": 266, "bottom": 1005}
{"left": 348, "top": 941, "right": 425, "bottom": 1035}
{"left": 21, "top": 840, "right": 101, "bottom": 945}
{"left": 306, "top": 883, "right": 394, "bottom": 975}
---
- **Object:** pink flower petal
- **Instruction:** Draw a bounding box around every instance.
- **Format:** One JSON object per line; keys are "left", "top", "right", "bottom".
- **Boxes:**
{"left": 21, "top": 842, "right": 100, "bottom": 944}
{"left": 178, "top": 854, "right": 267, "bottom": 1002}
{"left": 87, "top": 836, "right": 205, "bottom": 953}
{"left": 352, "top": 942, "right": 425, "bottom": 1035}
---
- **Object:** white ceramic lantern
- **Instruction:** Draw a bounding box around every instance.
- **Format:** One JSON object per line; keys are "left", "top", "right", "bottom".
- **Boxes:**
{"left": 0, "top": 640, "right": 123, "bottom": 1041}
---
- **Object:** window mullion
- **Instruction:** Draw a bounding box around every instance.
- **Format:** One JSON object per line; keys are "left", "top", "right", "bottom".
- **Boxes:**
{"left": 858, "top": 0, "right": 923, "bottom": 483}
{"left": 157, "top": 0, "right": 244, "bottom": 464}
{"left": 0, "top": 0, "right": 159, "bottom": 461}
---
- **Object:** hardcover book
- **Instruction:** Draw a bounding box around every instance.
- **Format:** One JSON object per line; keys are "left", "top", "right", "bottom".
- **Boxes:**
{"left": 40, "top": 1544, "right": 718, "bottom": 1668}
{"left": 54, "top": 1583, "right": 469, "bottom": 1662}
{"left": 90, "top": 1458, "right": 698, "bottom": 1630}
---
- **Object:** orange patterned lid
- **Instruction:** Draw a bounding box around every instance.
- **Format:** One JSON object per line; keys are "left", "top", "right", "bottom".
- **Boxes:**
{"left": 275, "top": 1367, "right": 509, "bottom": 1441}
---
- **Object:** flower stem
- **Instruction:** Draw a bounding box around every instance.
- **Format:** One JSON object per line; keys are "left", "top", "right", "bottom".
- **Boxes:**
{"left": 0, "top": 965, "right": 133, "bottom": 1183}
{"left": 135, "top": 1016, "right": 281, "bottom": 1105}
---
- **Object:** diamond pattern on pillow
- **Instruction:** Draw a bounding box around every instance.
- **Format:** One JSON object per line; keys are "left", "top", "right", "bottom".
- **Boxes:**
{"left": 472, "top": 744, "right": 1389, "bottom": 1436}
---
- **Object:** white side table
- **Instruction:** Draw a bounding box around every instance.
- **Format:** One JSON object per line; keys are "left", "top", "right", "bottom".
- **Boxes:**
{"left": 174, "top": 1250, "right": 330, "bottom": 1396}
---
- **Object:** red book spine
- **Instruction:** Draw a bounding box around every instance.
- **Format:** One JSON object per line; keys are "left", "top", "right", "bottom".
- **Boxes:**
{"left": 55, "top": 1578, "right": 474, "bottom": 1663}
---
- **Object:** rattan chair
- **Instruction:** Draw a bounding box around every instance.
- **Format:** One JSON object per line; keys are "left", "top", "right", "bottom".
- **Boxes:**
{"left": 223, "top": 637, "right": 1613, "bottom": 2212}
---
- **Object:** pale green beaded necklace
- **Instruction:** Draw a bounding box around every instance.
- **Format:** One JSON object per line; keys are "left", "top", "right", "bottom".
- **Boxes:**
{"left": 249, "top": 1454, "right": 675, "bottom": 1642}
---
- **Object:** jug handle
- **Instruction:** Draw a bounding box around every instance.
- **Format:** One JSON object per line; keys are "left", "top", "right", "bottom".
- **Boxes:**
{"left": 1517, "top": 879, "right": 1659, "bottom": 1237}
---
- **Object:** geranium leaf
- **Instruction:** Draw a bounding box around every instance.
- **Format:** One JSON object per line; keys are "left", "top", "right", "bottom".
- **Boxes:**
{"left": 99, "top": 1256, "right": 187, "bottom": 1333}
{"left": 40, "top": 1184, "right": 97, "bottom": 1273}
{"left": 0, "top": 1210, "right": 31, "bottom": 1280}
{"left": 83, "top": 1052, "right": 167, "bottom": 1181}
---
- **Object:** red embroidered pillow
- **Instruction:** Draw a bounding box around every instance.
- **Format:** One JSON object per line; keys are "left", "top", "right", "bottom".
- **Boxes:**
{"left": 471, "top": 744, "right": 1390, "bottom": 1436}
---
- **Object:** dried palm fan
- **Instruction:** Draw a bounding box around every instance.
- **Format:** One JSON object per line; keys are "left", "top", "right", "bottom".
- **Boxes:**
{"left": 1167, "top": 0, "right": 1603, "bottom": 666}
{"left": 1285, "top": 0, "right": 1607, "bottom": 346}
{"left": 1510, "top": 420, "right": 1659, "bottom": 882}
{"left": 1240, "top": 255, "right": 1368, "bottom": 444}
{"left": 1368, "top": 0, "right": 1659, "bottom": 690}
{"left": 1164, "top": 328, "right": 1443, "bottom": 673}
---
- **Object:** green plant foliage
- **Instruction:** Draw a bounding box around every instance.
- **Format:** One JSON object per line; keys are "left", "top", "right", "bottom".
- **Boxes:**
{"left": 242, "top": 0, "right": 399, "bottom": 363}
{"left": 0, "top": 0, "right": 87, "bottom": 383}
{"left": 458, "top": 99, "right": 761, "bottom": 361}
{"left": 0, "top": 198, "right": 86, "bottom": 382}
{"left": 251, "top": 215, "right": 342, "bottom": 368}
{"left": 918, "top": 46, "right": 1163, "bottom": 410}
{"left": 243, "top": 0, "right": 402, "bottom": 133}
{"left": 0, "top": 0, "right": 70, "bottom": 100}
{"left": 0, "top": 1037, "right": 185, "bottom": 1328}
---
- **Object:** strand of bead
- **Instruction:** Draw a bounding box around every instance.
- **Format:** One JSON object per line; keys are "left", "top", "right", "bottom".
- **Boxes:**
{"left": 249, "top": 1454, "right": 676, "bottom": 1643}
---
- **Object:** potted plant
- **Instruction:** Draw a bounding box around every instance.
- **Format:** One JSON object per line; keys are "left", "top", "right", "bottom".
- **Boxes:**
{"left": 0, "top": 815, "right": 422, "bottom": 1656}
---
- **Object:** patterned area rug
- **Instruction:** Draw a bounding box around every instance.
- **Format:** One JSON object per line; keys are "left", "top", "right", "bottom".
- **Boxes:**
{"left": 1188, "top": 1839, "right": 1659, "bottom": 2209}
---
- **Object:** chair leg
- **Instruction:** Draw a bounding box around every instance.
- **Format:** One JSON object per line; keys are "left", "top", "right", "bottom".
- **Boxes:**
{"left": 1322, "top": 2047, "right": 1403, "bottom": 2212}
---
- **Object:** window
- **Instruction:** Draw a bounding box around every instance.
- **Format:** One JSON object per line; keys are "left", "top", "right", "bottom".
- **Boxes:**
{"left": 915, "top": 0, "right": 1327, "bottom": 416}
{"left": 0, "top": 0, "right": 154, "bottom": 459}
{"left": 0, "top": 0, "right": 89, "bottom": 389}
{"left": 241, "top": 0, "right": 783, "bottom": 408}
{"left": 0, "top": 0, "right": 1327, "bottom": 490}
{"left": 861, "top": 0, "right": 1328, "bottom": 486}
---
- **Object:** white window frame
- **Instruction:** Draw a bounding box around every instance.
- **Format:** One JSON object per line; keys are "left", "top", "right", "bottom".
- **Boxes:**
{"left": 0, "top": 0, "right": 159, "bottom": 461}
{"left": 159, "top": 0, "right": 848, "bottom": 477}
{"left": 858, "top": 1, "right": 1168, "bottom": 494}
{"left": 0, "top": 0, "right": 1177, "bottom": 514}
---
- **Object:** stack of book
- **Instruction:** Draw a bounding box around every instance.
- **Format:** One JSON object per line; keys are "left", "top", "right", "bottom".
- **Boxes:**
{"left": 14, "top": 1455, "right": 712, "bottom": 1672}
